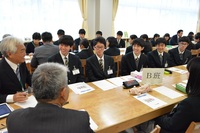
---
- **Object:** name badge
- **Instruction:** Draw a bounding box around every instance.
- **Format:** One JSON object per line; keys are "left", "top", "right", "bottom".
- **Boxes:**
{"left": 72, "top": 69, "right": 80, "bottom": 75}
{"left": 165, "top": 62, "right": 168, "bottom": 67}
{"left": 107, "top": 69, "right": 113, "bottom": 75}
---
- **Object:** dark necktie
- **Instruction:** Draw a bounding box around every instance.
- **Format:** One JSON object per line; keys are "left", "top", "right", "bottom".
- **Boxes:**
{"left": 64, "top": 57, "right": 68, "bottom": 66}
{"left": 16, "top": 66, "right": 23, "bottom": 91}
{"left": 159, "top": 54, "right": 163, "bottom": 65}
{"left": 135, "top": 57, "right": 139, "bottom": 69}
{"left": 99, "top": 58, "right": 103, "bottom": 71}
{"left": 179, "top": 53, "right": 183, "bottom": 60}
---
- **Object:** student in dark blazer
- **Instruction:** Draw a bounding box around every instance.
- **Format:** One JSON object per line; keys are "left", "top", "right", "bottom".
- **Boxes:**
{"left": 150, "top": 33, "right": 160, "bottom": 47}
{"left": 53, "top": 29, "right": 65, "bottom": 46}
{"left": 0, "top": 36, "right": 31, "bottom": 103}
{"left": 90, "top": 31, "right": 102, "bottom": 50}
{"left": 116, "top": 31, "right": 125, "bottom": 48}
{"left": 48, "top": 35, "right": 84, "bottom": 84}
{"left": 168, "top": 36, "right": 192, "bottom": 67}
{"left": 169, "top": 29, "right": 183, "bottom": 45}
{"left": 76, "top": 38, "right": 94, "bottom": 59}
{"left": 74, "top": 29, "right": 86, "bottom": 53}
{"left": 155, "top": 57, "right": 200, "bottom": 133}
{"left": 7, "top": 63, "right": 94, "bottom": 133}
{"left": 140, "top": 34, "right": 152, "bottom": 55}
{"left": 163, "top": 33, "right": 170, "bottom": 45}
{"left": 104, "top": 36, "right": 120, "bottom": 56}
{"left": 194, "top": 33, "right": 200, "bottom": 49}
{"left": 86, "top": 37, "right": 115, "bottom": 82}
{"left": 147, "top": 38, "right": 170, "bottom": 68}
{"left": 125, "top": 34, "right": 138, "bottom": 54}
{"left": 121, "top": 38, "right": 148, "bottom": 76}
{"left": 26, "top": 32, "right": 43, "bottom": 55}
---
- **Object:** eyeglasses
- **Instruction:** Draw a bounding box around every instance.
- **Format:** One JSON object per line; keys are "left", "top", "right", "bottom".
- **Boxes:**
{"left": 95, "top": 46, "right": 104, "bottom": 50}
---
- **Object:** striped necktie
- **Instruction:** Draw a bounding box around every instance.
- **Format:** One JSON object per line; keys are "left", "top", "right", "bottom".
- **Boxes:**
{"left": 159, "top": 54, "right": 163, "bottom": 65}
{"left": 99, "top": 58, "right": 103, "bottom": 71}
{"left": 135, "top": 57, "right": 139, "bottom": 69}
{"left": 64, "top": 57, "right": 68, "bottom": 66}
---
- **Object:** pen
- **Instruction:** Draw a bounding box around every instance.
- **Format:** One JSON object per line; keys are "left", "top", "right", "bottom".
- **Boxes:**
{"left": 137, "top": 93, "right": 147, "bottom": 98}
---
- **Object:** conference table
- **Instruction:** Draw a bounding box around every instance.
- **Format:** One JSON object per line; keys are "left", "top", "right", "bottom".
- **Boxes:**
{"left": 0, "top": 65, "right": 187, "bottom": 133}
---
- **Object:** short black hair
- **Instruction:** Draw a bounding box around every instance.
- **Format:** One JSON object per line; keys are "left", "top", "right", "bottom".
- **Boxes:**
{"left": 163, "top": 33, "right": 170, "bottom": 38}
{"left": 80, "top": 38, "right": 89, "bottom": 48}
{"left": 186, "top": 57, "right": 200, "bottom": 97}
{"left": 153, "top": 33, "right": 160, "bottom": 39}
{"left": 177, "top": 29, "right": 183, "bottom": 34}
{"left": 59, "top": 35, "right": 74, "bottom": 47}
{"left": 32, "top": 32, "right": 41, "bottom": 40}
{"left": 42, "top": 32, "right": 52, "bottom": 42}
{"left": 130, "top": 34, "right": 138, "bottom": 40}
{"left": 93, "top": 37, "right": 106, "bottom": 47}
{"left": 188, "top": 32, "right": 194, "bottom": 36}
{"left": 79, "top": 29, "right": 86, "bottom": 35}
{"left": 179, "top": 36, "right": 190, "bottom": 44}
{"left": 117, "top": 31, "right": 123, "bottom": 36}
{"left": 140, "top": 34, "right": 148, "bottom": 40}
{"left": 195, "top": 34, "right": 200, "bottom": 40}
{"left": 96, "top": 31, "right": 102, "bottom": 36}
{"left": 132, "top": 38, "right": 145, "bottom": 47}
{"left": 106, "top": 36, "right": 118, "bottom": 48}
{"left": 156, "top": 38, "right": 166, "bottom": 46}
{"left": 57, "top": 29, "right": 65, "bottom": 35}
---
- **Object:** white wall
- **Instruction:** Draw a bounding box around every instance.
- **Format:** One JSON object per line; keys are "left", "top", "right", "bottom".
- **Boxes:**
{"left": 87, "top": 0, "right": 113, "bottom": 39}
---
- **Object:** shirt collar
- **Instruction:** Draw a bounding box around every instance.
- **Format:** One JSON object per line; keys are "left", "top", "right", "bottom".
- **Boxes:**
{"left": 133, "top": 52, "right": 141, "bottom": 59}
{"left": 60, "top": 51, "right": 69, "bottom": 59}
{"left": 96, "top": 54, "right": 104, "bottom": 61}
{"left": 5, "top": 57, "right": 18, "bottom": 72}
{"left": 178, "top": 47, "right": 184, "bottom": 54}
{"left": 157, "top": 50, "right": 163, "bottom": 56}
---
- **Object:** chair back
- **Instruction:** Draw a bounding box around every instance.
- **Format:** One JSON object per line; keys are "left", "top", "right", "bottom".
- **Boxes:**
{"left": 80, "top": 59, "right": 86, "bottom": 77}
{"left": 191, "top": 49, "right": 199, "bottom": 57}
{"left": 186, "top": 121, "right": 200, "bottom": 133}
{"left": 150, "top": 125, "right": 161, "bottom": 133}
{"left": 112, "top": 55, "right": 122, "bottom": 77}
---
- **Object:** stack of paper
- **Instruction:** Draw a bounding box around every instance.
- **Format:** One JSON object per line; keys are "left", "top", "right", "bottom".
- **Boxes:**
{"left": 68, "top": 82, "right": 95, "bottom": 94}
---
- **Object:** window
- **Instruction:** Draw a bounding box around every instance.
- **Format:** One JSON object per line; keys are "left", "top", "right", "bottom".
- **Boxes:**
{"left": 0, "top": 0, "right": 82, "bottom": 40}
{"left": 115, "top": 0, "right": 199, "bottom": 38}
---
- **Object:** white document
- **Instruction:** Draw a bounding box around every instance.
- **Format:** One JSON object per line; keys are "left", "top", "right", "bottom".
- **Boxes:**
{"left": 167, "top": 67, "right": 187, "bottom": 74}
{"left": 134, "top": 93, "right": 167, "bottom": 109}
{"left": 107, "top": 77, "right": 125, "bottom": 86}
{"left": 92, "top": 80, "right": 117, "bottom": 91}
{"left": 68, "top": 82, "right": 95, "bottom": 94}
{"left": 14, "top": 95, "right": 37, "bottom": 108}
{"left": 133, "top": 93, "right": 167, "bottom": 109}
{"left": 154, "top": 86, "right": 184, "bottom": 99}
{"left": 121, "top": 75, "right": 135, "bottom": 81}
{"left": 182, "top": 80, "right": 188, "bottom": 84}
{"left": 130, "top": 71, "right": 143, "bottom": 82}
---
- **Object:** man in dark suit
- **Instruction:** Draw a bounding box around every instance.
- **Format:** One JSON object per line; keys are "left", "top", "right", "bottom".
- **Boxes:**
{"left": 26, "top": 32, "right": 43, "bottom": 55}
{"left": 147, "top": 38, "right": 170, "bottom": 68}
{"left": 194, "top": 33, "right": 200, "bottom": 49}
{"left": 48, "top": 35, "right": 84, "bottom": 84}
{"left": 169, "top": 29, "right": 183, "bottom": 45}
{"left": 125, "top": 34, "right": 138, "bottom": 54}
{"left": 74, "top": 29, "right": 86, "bottom": 53}
{"left": 116, "top": 31, "right": 125, "bottom": 48}
{"left": 168, "top": 36, "right": 192, "bottom": 67}
{"left": 90, "top": 31, "right": 103, "bottom": 50}
{"left": 140, "top": 34, "right": 152, "bottom": 55}
{"left": 76, "top": 38, "right": 94, "bottom": 59}
{"left": 31, "top": 32, "right": 59, "bottom": 68}
{"left": 53, "top": 29, "right": 65, "bottom": 46}
{"left": 7, "top": 63, "right": 94, "bottom": 133}
{"left": 86, "top": 37, "right": 115, "bottom": 82}
{"left": 0, "top": 36, "right": 31, "bottom": 103}
{"left": 121, "top": 38, "right": 148, "bottom": 76}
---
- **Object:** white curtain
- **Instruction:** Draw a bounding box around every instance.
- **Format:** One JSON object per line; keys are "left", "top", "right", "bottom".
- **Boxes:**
{"left": 0, "top": 0, "right": 82, "bottom": 41}
{"left": 115, "top": 0, "right": 199, "bottom": 38}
